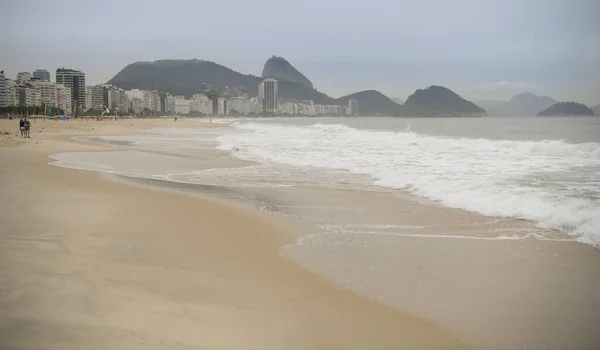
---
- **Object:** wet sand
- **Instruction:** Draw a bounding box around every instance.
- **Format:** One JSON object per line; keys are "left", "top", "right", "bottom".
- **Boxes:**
{"left": 0, "top": 119, "right": 469, "bottom": 350}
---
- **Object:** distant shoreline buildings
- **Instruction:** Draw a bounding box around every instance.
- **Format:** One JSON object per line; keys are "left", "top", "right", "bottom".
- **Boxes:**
{"left": 1, "top": 68, "right": 359, "bottom": 117}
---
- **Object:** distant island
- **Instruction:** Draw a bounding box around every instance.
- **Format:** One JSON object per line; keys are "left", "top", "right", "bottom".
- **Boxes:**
{"left": 336, "top": 90, "right": 400, "bottom": 116}
{"left": 537, "top": 102, "right": 594, "bottom": 116}
{"left": 592, "top": 104, "right": 600, "bottom": 116}
{"left": 402, "top": 86, "right": 486, "bottom": 117}
{"left": 477, "top": 92, "right": 556, "bottom": 117}
{"left": 108, "top": 57, "right": 487, "bottom": 117}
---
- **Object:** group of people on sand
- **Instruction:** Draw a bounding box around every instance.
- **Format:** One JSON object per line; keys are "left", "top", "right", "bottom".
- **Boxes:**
{"left": 19, "top": 118, "right": 31, "bottom": 138}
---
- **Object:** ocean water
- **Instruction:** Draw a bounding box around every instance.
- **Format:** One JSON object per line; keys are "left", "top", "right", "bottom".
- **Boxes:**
{"left": 216, "top": 117, "right": 600, "bottom": 247}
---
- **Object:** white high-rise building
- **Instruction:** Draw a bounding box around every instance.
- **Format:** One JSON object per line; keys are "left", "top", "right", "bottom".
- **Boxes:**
{"left": 130, "top": 98, "right": 144, "bottom": 114}
{"left": 116, "top": 88, "right": 129, "bottom": 114}
{"left": 0, "top": 71, "right": 10, "bottom": 107}
{"left": 166, "top": 95, "right": 176, "bottom": 113}
{"left": 85, "top": 86, "right": 93, "bottom": 110}
{"left": 258, "top": 78, "right": 278, "bottom": 114}
{"left": 56, "top": 84, "right": 72, "bottom": 113}
{"left": 30, "top": 80, "right": 58, "bottom": 107}
{"left": 89, "top": 85, "right": 104, "bottom": 111}
{"left": 227, "top": 97, "right": 254, "bottom": 115}
{"left": 18, "top": 86, "right": 41, "bottom": 107}
{"left": 217, "top": 97, "right": 226, "bottom": 115}
{"left": 142, "top": 90, "right": 160, "bottom": 111}
{"left": 348, "top": 99, "right": 359, "bottom": 116}
{"left": 191, "top": 93, "right": 212, "bottom": 114}
{"left": 174, "top": 97, "right": 190, "bottom": 114}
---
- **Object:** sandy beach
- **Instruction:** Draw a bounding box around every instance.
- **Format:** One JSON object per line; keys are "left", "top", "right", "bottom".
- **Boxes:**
{"left": 0, "top": 118, "right": 469, "bottom": 350}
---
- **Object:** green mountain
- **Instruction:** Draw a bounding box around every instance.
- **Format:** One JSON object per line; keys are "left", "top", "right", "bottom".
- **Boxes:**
{"left": 403, "top": 86, "right": 486, "bottom": 116}
{"left": 537, "top": 102, "right": 594, "bottom": 116}
{"left": 336, "top": 90, "right": 400, "bottom": 116}
{"left": 107, "top": 59, "right": 334, "bottom": 104}
{"left": 108, "top": 60, "right": 485, "bottom": 117}
{"left": 262, "top": 56, "right": 313, "bottom": 88}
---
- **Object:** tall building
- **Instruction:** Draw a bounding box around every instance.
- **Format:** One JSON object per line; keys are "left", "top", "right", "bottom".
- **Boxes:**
{"left": 0, "top": 71, "right": 10, "bottom": 107}
{"left": 174, "top": 97, "right": 190, "bottom": 114}
{"left": 130, "top": 98, "right": 144, "bottom": 115}
{"left": 227, "top": 97, "right": 254, "bottom": 115}
{"left": 159, "top": 92, "right": 168, "bottom": 112}
{"left": 29, "top": 80, "right": 58, "bottom": 107}
{"left": 85, "top": 86, "right": 93, "bottom": 110}
{"left": 259, "top": 78, "right": 278, "bottom": 114}
{"left": 90, "top": 85, "right": 104, "bottom": 110}
{"left": 56, "top": 84, "right": 72, "bottom": 113}
{"left": 33, "top": 69, "right": 51, "bottom": 82}
{"left": 56, "top": 68, "right": 86, "bottom": 112}
{"left": 166, "top": 95, "right": 176, "bottom": 113}
{"left": 117, "top": 88, "right": 129, "bottom": 114}
{"left": 217, "top": 97, "right": 227, "bottom": 115}
{"left": 104, "top": 86, "right": 117, "bottom": 111}
{"left": 18, "top": 86, "right": 41, "bottom": 107}
{"left": 348, "top": 99, "right": 359, "bottom": 116}
{"left": 142, "top": 90, "right": 160, "bottom": 112}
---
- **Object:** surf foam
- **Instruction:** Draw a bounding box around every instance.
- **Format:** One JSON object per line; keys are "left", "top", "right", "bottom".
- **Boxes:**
{"left": 217, "top": 122, "right": 600, "bottom": 247}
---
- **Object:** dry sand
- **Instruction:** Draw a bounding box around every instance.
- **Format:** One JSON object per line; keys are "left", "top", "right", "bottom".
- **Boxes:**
{"left": 0, "top": 118, "right": 469, "bottom": 349}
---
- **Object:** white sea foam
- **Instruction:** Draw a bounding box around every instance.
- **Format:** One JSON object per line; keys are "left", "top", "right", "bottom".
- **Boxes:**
{"left": 217, "top": 122, "right": 600, "bottom": 247}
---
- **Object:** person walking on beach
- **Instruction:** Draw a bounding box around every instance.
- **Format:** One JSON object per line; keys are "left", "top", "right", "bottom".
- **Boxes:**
{"left": 19, "top": 118, "right": 25, "bottom": 138}
{"left": 24, "top": 118, "right": 31, "bottom": 138}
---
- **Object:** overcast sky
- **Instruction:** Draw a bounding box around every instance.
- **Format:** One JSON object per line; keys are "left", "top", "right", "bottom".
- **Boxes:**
{"left": 1, "top": 0, "right": 599, "bottom": 105}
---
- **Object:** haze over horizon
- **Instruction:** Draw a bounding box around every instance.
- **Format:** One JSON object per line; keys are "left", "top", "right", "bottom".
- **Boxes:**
{"left": 2, "top": 0, "right": 599, "bottom": 105}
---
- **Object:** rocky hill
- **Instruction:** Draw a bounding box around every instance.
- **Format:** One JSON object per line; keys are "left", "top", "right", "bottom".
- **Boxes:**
{"left": 336, "top": 90, "right": 400, "bottom": 116}
{"left": 537, "top": 102, "right": 594, "bottom": 116}
{"left": 592, "top": 104, "right": 600, "bottom": 116}
{"left": 107, "top": 59, "right": 333, "bottom": 104}
{"left": 262, "top": 56, "right": 313, "bottom": 88}
{"left": 403, "top": 86, "right": 486, "bottom": 116}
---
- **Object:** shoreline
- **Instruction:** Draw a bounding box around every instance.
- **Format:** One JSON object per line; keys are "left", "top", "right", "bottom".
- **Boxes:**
{"left": 0, "top": 119, "right": 470, "bottom": 349}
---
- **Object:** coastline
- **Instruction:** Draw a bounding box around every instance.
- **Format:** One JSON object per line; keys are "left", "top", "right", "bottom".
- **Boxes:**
{"left": 0, "top": 119, "right": 469, "bottom": 349}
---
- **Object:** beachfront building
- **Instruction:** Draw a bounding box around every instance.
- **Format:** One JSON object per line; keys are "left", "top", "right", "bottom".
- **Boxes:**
{"left": 18, "top": 86, "right": 41, "bottom": 107}
{"left": 130, "top": 97, "right": 144, "bottom": 114}
{"left": 348, "top": 99, "right": 359, "bottom": 116}
{"left": 191, "top": 94, "right": 212, "bottom": 114}
{"left": 29, "top": 80, "right": 58, "bottom": 107}
{"left": 33, "top": 69, "right": 51, "bottom": 82}
{"left": 56, "top": 68, "right": 86, "bottom": 112}
{"left": 142, "top": 90, "right": 160, "bottom": 112}
{"left": 117, "top": 89, "right": 129, "bottom": 114}
{"left": 0, "top": 71, "right": 10, "bottom": 107}
{"left": 166, "top": 95, "right": 176, "bottom": 113}
{"left": 56, "top": 84, "right": 72, "bottom": 113}
{"left": 259, "top": 78, "right": 278, "bottom": 114}
{"left": 90, "top": 85, "right": 105, "bottom": 111}
{"left": 217, "top": 97, "right": 227, "bottom": 115}
{"left": 174, "top": 97, "right": 190, "bottom": 114}
{"left": 85, "top": 86, "right": 93, "bottom": 110}
{"left": 227, "top": 97, "right": 254, "bottom": 115}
